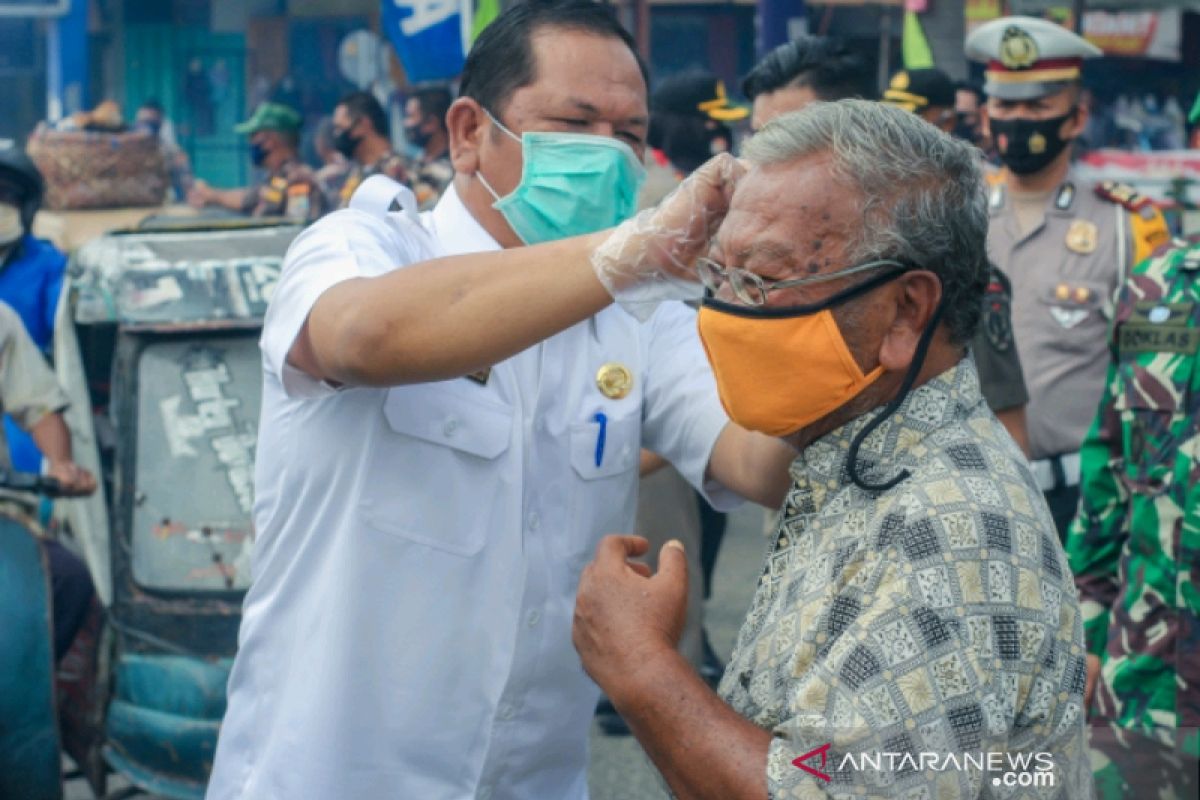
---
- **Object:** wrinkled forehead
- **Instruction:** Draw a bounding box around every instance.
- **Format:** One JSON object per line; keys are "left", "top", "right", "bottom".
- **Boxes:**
{"left": 715, "top": 155, "right": 859, "bottom": 274}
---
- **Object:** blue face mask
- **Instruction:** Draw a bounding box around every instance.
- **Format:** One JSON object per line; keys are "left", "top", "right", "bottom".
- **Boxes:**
{"left": 477, "top": 110, "right": 646, "bottom": 245}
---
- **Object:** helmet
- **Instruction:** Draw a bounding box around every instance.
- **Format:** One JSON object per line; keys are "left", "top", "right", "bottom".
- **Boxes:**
{"left": 0, "top": 147, "right": 44, "bottom": 230}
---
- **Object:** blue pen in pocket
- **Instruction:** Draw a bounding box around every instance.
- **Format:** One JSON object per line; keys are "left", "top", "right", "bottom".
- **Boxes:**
{"left": 593, "top": 411, "right": 607, "bottom": 468}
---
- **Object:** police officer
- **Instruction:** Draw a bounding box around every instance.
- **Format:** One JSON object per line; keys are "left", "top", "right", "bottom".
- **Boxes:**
{"left": 187, "top": 102, "right": 326, "bottom": 223}
{"left": 967, "top": 16, "right": 1171, "bottom": 535}
{"left": 0, "top": 147, "right": 66, "bottom": 473}
{"left": 881, "top": 68, "right": 1032, "bottom": 453}
{"left": 1067, "top": 238, "right": 1200, "bottom": 798}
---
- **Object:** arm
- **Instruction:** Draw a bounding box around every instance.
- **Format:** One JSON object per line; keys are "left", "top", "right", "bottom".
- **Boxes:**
{"left": 615, "top": 647, "right": 772, "bottom": 800}
{"left": 28, "top": 412, "right": 95, "bottom": 496}
{"left": 995, "top": 405, "right": 1030, "bottom": 456}
{"left": 706, "top": 423, "right": 796, "bottom": 509}
{"left": 187, "top": 180, "right": 250, "bottom": 213}
{"left": 289, "top": 154, "right": 740, "bottom": 388}
{"left": 291, "top": 230, "right": 612, "bottom": 386}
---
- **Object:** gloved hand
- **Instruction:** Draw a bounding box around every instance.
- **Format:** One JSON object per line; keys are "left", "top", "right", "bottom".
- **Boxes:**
{"left": 591, "top": 153, "right": 745, "bottom": 321}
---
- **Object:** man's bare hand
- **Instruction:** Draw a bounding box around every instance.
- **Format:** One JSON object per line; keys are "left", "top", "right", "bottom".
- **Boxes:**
{"left": 46, "top": 459, "right": 97, "bottom": 497}
{"left": 590, "top": 154, "right": 746, "bottom": 319}
{"left": 573, "top": 535, "right": 689, "bottom": 697}
{"left": 187, "top": 179, "right": 212, "bottom": 208}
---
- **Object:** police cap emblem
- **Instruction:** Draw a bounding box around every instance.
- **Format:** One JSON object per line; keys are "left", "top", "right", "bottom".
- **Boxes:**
{"left": 999, "top": 26, "right": 1039, "bottom": 70}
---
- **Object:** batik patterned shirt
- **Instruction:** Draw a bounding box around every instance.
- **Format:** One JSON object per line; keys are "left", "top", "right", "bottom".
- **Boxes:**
{"left": 718, "top": 358, "right": 1093, "bottom": 799}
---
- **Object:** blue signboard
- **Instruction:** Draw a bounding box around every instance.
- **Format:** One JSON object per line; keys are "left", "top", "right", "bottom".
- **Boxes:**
{"left": 381, "top": 0, "right": 468, "bottom": 83}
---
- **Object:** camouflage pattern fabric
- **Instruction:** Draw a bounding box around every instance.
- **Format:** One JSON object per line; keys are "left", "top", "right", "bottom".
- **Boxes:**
{"left": 246, "top": 159, "right": 328, "bottom": 224}
{"left": 338, "top": 152, "right": 412, "bottom": 209}
{"left": 1087, "top": 720, "right": 1199, "bottom": 800}
{"left": 1065, "top": 239, "right": 1200, "bottom": 773}
{"left": 410, "top": 153, "right": 454, "bottom": 212}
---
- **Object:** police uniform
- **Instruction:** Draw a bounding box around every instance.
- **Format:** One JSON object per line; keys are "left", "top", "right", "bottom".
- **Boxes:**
{"left": 967, "top": 16, "right": 1171, "bottom": 534}
{"left": 1065, "top": 239, "right": 1200, "bottom": 798}
{"left": 206, "top": 177, "right": 737, "bottom": 800}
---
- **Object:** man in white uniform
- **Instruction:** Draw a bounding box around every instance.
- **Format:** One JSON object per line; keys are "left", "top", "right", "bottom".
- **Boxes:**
{"left": 206, "top": 3, "right": 793, "bottom": 799}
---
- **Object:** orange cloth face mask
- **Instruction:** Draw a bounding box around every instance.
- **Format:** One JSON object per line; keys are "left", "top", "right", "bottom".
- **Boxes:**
{"left": 697, "top": 269, "right": 905, "bottom": 437}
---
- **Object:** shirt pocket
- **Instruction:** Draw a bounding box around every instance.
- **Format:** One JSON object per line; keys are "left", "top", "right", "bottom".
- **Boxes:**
{"left": 1037, "top": 280, "right": 1110, "bottom": 347}
{"left": 1112, "top": 320, "right": 1197, "bottom": 493}
{"left": 562, "top": 412, "right": 640, "bottom": 570}
{"left": 360, "top": 383, "right": 514, "bottom": 556}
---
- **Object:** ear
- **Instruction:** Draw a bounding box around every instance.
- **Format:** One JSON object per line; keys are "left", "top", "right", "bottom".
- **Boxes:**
{"left": 447, "top": 97, "right": 487, "bottom": 175}
{"left": 878, "top": 272, "right": 942, "bottom": 373}
{"left": 1065, "top": 101, "right": 1089, "bottom": 139}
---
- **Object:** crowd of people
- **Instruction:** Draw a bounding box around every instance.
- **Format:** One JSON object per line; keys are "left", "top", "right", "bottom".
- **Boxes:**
{"left": 1, "top": 1, "right": 1198, "bottom": 798}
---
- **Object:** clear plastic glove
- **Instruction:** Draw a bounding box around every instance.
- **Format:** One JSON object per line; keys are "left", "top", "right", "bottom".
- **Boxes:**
{"left": 592, "top": 153, "right": 745, "bottom": 321}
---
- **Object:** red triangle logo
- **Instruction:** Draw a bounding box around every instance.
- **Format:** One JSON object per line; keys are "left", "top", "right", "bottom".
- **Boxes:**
{"left": 792, "top": 742, "right": 832, "bottom": 782}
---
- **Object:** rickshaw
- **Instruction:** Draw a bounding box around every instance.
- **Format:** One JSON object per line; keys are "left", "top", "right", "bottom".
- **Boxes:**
{"left": 0, "top": 217, "right": 301, "bottom": 799}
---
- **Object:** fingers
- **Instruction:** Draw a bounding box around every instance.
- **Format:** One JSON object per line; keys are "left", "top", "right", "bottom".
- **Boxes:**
{"left": 654, "top": 540, "right": 689, "bottom": 593}
{"left": 596, "top": 534, "right": 650, "bottom": 563}
{"left": 627, "top": 562, "right": 652, "bottom": 578}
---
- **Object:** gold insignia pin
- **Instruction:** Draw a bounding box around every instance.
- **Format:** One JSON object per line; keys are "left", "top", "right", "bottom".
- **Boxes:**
{"left": 1029, "top": 133, "right": 1046, "bottom": 155}
{"left": 1055, "top": 283, "right": 1071, "bottom": 301}
{"left": 1065, "top": 220, "right": 1098, "bottom": 255}
{"left": 596, "top": 363, "right": 633, "bottom": 399}
{"left": 1074, "top": 287, "right": 1091, "bottom": 303}
{"left": 892, "top": 71, "right": 911, "bottom": 91}
{"left": 999, "top": 26, "right": 1039, "bottom": 70}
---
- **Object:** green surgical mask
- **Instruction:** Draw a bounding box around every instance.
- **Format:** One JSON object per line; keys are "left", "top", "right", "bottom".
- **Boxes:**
{"left": 477, "top": 109, "right": 646, "bottom": 245}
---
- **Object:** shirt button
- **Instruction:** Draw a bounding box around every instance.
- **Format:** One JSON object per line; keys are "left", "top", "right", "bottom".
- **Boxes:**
{"left": 498, "top": 704, "right": 515, "bottom": 720}
{"left": 527, "top": 609, "right": 541, "bottom": 627}
{"left": 443, "top": 418, "right": 460, "bottom": 437}
{"left": 528, "top": 512, "right": 540, "bottom": 532}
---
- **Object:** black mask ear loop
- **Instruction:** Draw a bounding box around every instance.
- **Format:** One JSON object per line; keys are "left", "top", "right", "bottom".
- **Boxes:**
{"left": 846, "top": 297, "right": 948, "bottom": 492}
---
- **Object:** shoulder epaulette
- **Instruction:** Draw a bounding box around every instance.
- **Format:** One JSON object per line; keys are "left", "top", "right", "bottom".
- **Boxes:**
{"left": 1094, "top": 180, "right": 1155, "bottom": 213}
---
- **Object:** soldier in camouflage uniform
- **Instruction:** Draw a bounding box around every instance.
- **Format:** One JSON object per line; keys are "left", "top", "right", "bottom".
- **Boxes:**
{"left": 331, "top": 91, "right": 412, "bottom": 209}
{"left": 403, "top": 86, "right": 455, "bottom": 211}
{"left": 187, "top": 102, "right": 327, "bottom": 224}
{"left": 1066, "top": 239, "right": 1200, "bottom": 799}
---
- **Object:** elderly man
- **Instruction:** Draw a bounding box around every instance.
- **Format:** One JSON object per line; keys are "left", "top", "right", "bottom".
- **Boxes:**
{"left": 574, "top": 101, "right": 1092, "bottom": 798}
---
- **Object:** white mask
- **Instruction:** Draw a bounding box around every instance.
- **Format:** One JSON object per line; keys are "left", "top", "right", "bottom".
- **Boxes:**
{"left": 0, "top": 204, "right": 22, "bottom": 246}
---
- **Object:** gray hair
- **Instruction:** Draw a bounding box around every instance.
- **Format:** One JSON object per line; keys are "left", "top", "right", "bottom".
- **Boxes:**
{"left": 742, "top": 99, "right": 989, "bottom": 344}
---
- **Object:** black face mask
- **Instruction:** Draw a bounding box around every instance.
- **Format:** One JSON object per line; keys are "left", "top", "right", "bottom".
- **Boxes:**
{"left": 250, "top": 141, "right": 270, "bottom": 167}
{"left": 990, "top": 109, "right": 1076, "bottom": 175}
{"left": 333, "top": 126, "right": 361, "bottom": 160}
{"left": 405, "top": 123, "right": 432, "bottom": 149}
{"left": 951, "top": 113, "right": 980, "bottom": 146}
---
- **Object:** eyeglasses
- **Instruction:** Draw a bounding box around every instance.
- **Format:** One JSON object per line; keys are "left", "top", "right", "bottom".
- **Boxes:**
{"left": 696, "top": 257, "right": 908, "bottom": 307}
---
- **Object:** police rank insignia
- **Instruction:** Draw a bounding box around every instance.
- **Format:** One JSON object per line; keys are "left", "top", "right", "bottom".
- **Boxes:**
{"left": 596, "top": 363, "right": 633, "bottom": 399}
{"left": 999, "top": 26, "right": 1039, "bottom": 70}
{"left": 1066, "top": 220, "right": 1098, "bottom": 254}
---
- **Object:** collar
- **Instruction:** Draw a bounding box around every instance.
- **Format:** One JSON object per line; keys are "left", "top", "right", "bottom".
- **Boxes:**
{"left": 788, "top": 357, "right": 984, "bottom": 513}
{"left": 428, "top": 183, "right": 501, "bottom": 257}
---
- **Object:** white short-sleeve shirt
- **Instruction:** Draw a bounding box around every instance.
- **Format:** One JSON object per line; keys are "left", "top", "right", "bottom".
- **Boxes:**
{"left": 206, "top": 179, "right": 735, "bottom": 800}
